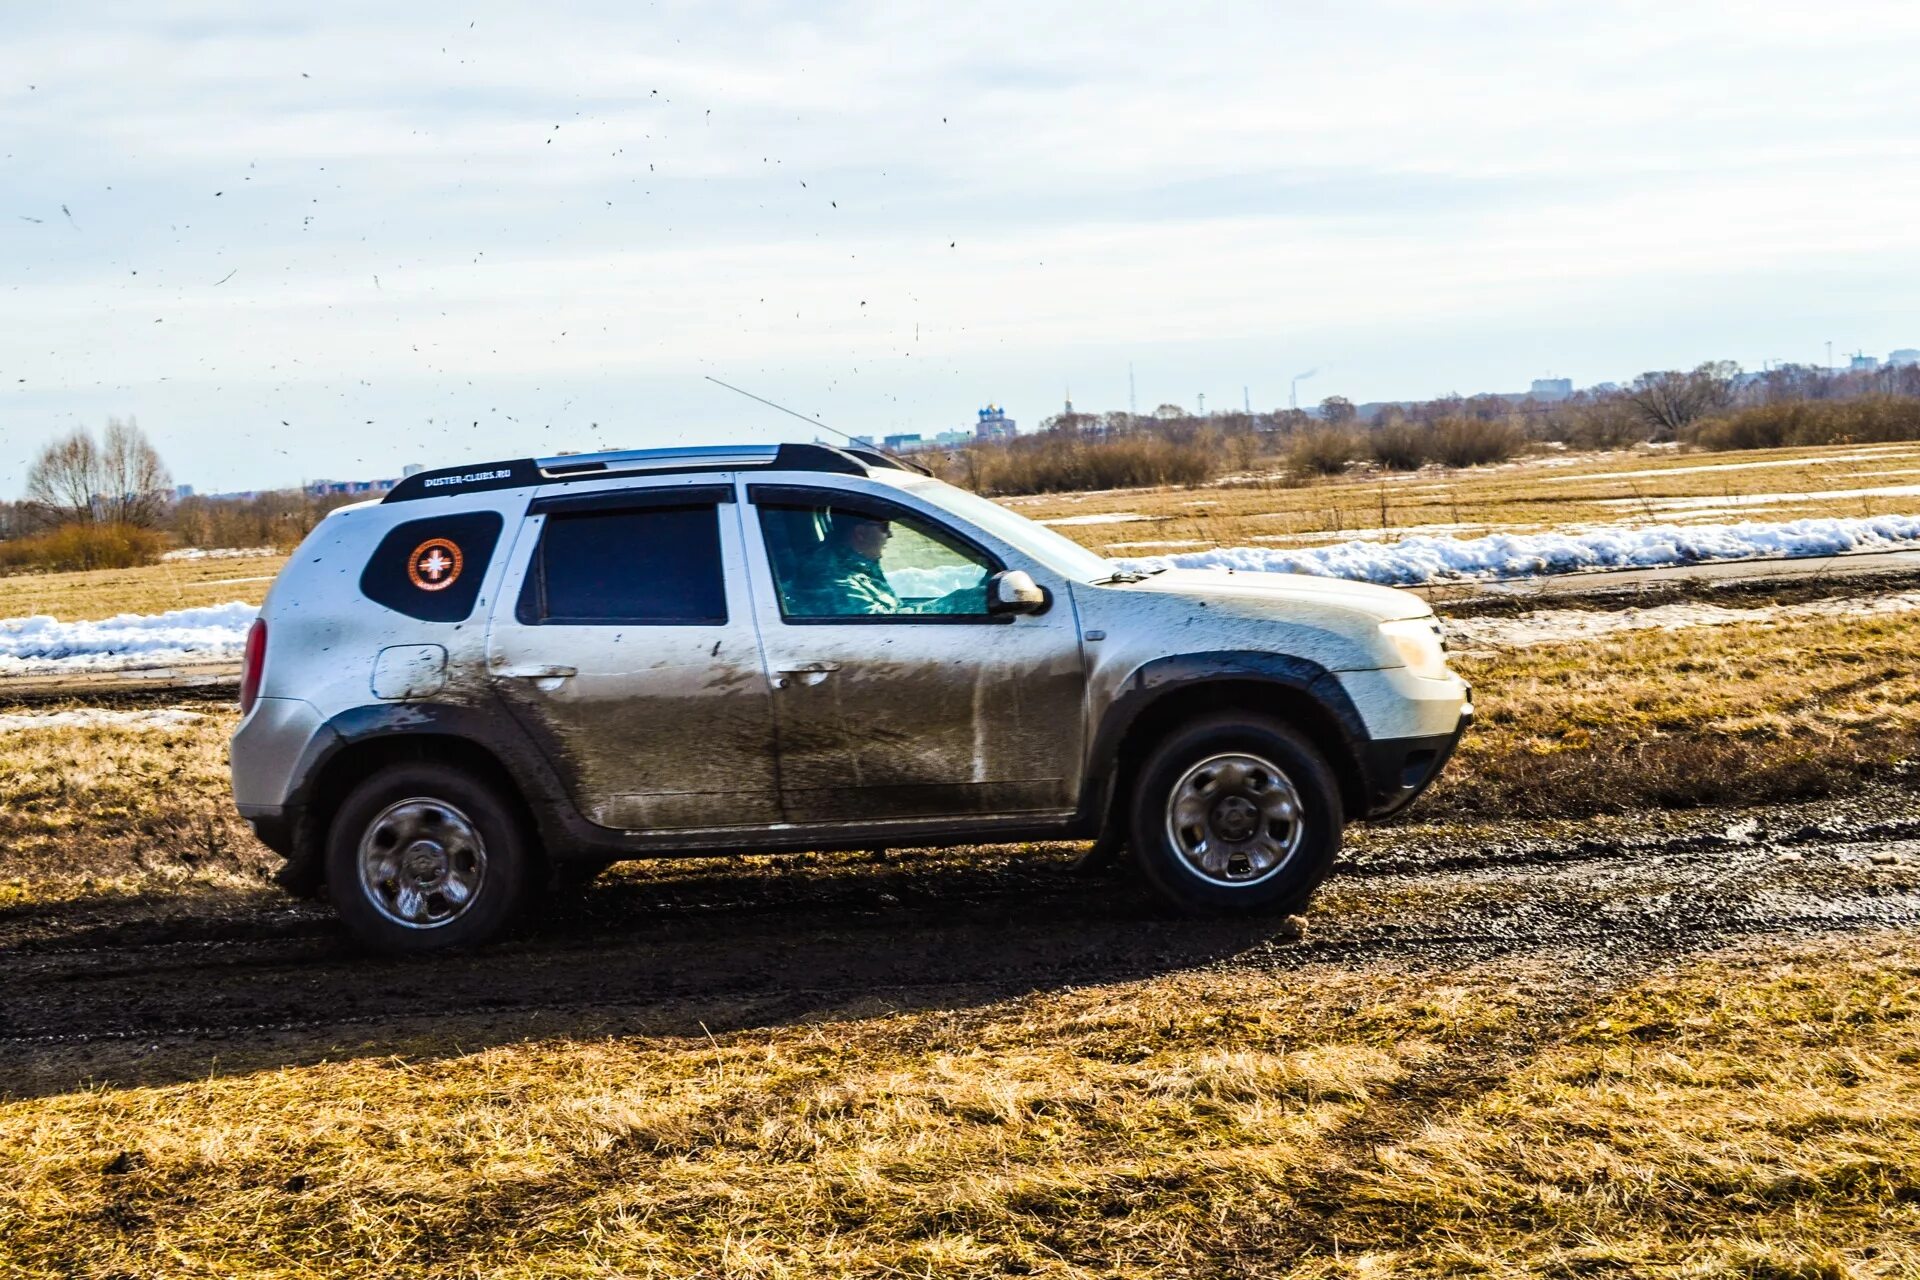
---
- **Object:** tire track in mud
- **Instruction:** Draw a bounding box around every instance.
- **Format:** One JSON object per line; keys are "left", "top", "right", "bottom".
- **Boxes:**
{"left": 3, "top": 816, "right": 1916, "bottom": 1083}
{"left": 12, "top": 808, "right": 1913, "bottom": 960}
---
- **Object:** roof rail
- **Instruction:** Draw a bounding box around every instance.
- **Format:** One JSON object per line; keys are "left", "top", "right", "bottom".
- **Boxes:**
{"left": 837, "top": 444, "right": 933, "bottom": 476}
{"left": 382, "top": 441, "right": 878, "bottom": 503}
{"left": 536, "top": 444, "right": 782, "bottom": 475}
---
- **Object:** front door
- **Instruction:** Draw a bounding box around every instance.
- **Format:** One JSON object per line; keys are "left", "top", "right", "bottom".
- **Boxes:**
{"left": 745, "top": 484, "right": 1088, "bottom": 826}
{"left": 487, "top": 483, "right": 781, "bottom": 831}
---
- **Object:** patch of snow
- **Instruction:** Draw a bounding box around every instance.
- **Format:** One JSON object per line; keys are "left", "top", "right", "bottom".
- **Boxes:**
{"left": 1036, "top": 511, "right": 1154, "bottom": 527}
{"left": 1251, "top": 523, "right": 1483, "bottom": 544}
{"left": 161, "top": 546, "right": 277, "bottom": 561}
{"left": 0, "top": 708, "right": 208, "bottom": 734}
{"left": 0, "top": 601, "right": 258, "bottom": 676}
{"left": 1444, "top": 589, "right": 1920, "bottom": 650}
{"left": 1541, "top": 452, "right": 1893, "bottom": 484}
{"left": 1113, "top": 514, "right": 1920, "bottom": 587}
{"left": 1599, "top": 482, "right": 1920, "bottom": 514}
{"left": 1103, "top": 539, "right": 1210, "bottom": 551}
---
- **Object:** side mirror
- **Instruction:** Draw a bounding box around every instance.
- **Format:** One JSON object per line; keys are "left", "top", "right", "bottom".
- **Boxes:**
{"left": 987, "top": 569, "right": 1049, "bottom": 615}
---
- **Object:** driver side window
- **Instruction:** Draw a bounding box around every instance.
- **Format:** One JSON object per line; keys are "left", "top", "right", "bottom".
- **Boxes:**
{"left": 757, "top": 498, "right": 996, "bottom": 621}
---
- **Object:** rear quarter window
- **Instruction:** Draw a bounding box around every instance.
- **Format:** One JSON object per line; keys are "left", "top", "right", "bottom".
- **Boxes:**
{"left": 358, "top": 511, "right": 504, "bottom": 622}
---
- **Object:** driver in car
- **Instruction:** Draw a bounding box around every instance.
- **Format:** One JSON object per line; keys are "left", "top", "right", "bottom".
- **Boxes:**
{"left": 796, "top": 514, "right": 984, "bottom": 616}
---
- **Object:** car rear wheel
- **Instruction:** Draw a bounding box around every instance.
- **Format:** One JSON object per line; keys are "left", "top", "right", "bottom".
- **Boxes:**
{"left": 1129, "top": 713, "right": 1342, "bottom": 915}
{"left": 326, "top": 761, "right": 532, "bottom": 953}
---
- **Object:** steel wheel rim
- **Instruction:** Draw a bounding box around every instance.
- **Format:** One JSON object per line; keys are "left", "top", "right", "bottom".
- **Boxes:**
{"left": 357, "top": 797, "right": 488, "bottom": 930}
{"left": 1164, "top": 751, "right": 1305, "bottom": 888}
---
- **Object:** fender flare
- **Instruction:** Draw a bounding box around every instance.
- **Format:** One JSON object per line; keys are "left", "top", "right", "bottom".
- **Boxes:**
{"left": 1081, "top": 650, "right": 1374, "bottom": 823}
{"left": 275, "top": 701, "right": 576, "bottom": 865}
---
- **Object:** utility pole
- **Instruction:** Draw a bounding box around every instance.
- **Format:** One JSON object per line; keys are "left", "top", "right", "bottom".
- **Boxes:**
{"left": 1197, "top": 392, "right": 1205, "bottom": 415}
{"left": 1128, "top": 363, "right": 1137, "bottom": 422}
{"left": 1243, "top": 386, "right": 1251, "bottom": 415}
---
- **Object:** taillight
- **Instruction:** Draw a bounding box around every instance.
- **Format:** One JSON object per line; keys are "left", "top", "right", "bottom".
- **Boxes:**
{"left": 239, "top": 618, "right": 267, "bottom": 714}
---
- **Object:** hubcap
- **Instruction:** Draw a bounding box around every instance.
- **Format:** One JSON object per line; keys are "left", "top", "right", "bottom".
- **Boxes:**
{"left": 1164, "top": 752, "right": 1305, "bottom": 887}
{"left": 358, "top": 798, "right": 487, "bottom": 930}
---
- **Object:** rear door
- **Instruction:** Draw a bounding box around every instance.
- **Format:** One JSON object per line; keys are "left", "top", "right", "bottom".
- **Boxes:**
{"left": 486, "top": 480, "right": 781, "bottom": 831}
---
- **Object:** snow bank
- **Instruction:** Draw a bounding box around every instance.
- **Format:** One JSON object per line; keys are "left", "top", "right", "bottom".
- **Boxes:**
{"left": 0, "top": 708, "right": 207, "bottom": 734}
{"left": 1113, "top": 514, "right": 1920, "bottom": 587}
{"left": 0, "top": 601, "right": 257, "bottom": 676}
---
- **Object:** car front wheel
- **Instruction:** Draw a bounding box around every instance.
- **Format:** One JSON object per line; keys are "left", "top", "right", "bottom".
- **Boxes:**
{"left": 326, "top": 761, "right": 532, "bottom": 953}
{"left": 1129, "top": 713, "right": 1342, "bottom": 915}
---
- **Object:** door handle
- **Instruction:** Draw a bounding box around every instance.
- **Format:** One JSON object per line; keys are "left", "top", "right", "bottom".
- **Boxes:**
{"left": 773, "top": 662, "right": 839, "bottom": 688}
{"left": 498, "top": 664, "right": 578, "bottom": 680}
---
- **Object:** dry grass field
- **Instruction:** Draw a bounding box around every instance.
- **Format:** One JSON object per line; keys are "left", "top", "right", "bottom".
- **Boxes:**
{"left": 7, "top": 438, "right": 1920, "bottom": 1276}
{"left": 1441, "top": 602, "right": 1920, "bottom": 818}
{"left": 0, "top": 552, "right": 284, "bottom": 622}
{"left": 1009, "top": 439, "right": 1920, "bottom": 556}
{"left": 3, "top": 920, "right": 1916, "bottom": 1277}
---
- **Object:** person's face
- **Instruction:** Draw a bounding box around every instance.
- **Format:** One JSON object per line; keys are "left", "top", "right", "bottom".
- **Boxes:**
{"left": 849, "top": 520, "right": 891, "bottom": 559}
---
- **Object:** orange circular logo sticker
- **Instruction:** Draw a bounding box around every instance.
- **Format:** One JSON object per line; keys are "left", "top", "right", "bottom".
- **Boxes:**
{"left": 407, "top": 538, "right": 463, "bottom": 591}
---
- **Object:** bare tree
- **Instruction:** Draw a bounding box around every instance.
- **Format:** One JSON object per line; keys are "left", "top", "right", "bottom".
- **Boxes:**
{"left": 24, "top": 428, "right": 101, "bottom": 524}
{"left": 21, "top": 418, "right": 171, "bottom": 527}
{"left": 98, "top": 418, "right": 171, "bottom": 526}
{"left": 1626, "top": 362, "right": 1739, "bottom": 439}
{"left": 1319, "top": 395, "right": 1356, "bottom": 425}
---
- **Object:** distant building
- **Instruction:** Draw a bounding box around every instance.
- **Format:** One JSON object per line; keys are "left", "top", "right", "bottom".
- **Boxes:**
{"left": 1890, "top": 349, "right": 1920, "bottom": 367}
{"left": 882, "top": 433, "right": 923, "bottom": 451}
{"left": 401, "top": 463, "right": 425, "bottom": 478}
{"left": 309, "top": 476, "right": 402, "bottom": 498}
{"left": 931, "top": 429, "right": 972, "bottom": 447}
{"left": 174, "top": 484, "right": 195, "bottom": 500}
{"left": 850, "top": 435, "right": 876, "bottom": 448}
{"left": 1529, "top": 378, "right": 1573, "bottom": 401}
{"left": 975, "top": 405, "right": 1016, "bottom": 441}
{"left": 1851, "top": 355, "right": 1881, "bottom": 373}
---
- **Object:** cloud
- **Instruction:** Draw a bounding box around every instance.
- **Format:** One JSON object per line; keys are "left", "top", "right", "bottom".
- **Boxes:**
{"left": 4, "top": 0, "right": 1919, "bottom": 490}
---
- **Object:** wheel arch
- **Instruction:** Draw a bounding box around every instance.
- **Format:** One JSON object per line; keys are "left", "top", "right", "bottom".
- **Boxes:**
{"left": 283, "top": 705, "right": 556, "bottom": 891}
{"left": 1087, "top": 654, "right": 1373, "bottom": 833}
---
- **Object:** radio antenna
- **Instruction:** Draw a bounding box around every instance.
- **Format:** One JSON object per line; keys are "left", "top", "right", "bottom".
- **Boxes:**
{"left": 703, "top": 375, "right": 931, "bottom": 474}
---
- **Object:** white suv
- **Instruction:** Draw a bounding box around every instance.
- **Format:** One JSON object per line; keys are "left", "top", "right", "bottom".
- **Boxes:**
{"left": 231, "top": 443, "right": 1471, "bottom": 952}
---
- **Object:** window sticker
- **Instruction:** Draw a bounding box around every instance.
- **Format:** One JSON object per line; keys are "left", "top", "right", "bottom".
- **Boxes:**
{"left": 408, "top": 537, "right": 464, "bottom": 592}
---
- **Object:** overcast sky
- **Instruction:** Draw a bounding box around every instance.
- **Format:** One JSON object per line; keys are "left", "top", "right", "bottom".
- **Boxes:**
{"left": 4, "top": 1, "right": 1919, "bottom": 492}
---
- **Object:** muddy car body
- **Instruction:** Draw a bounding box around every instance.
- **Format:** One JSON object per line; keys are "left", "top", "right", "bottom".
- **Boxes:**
{"left": 232, "top": 443, "right": 1471, "bottom": 951}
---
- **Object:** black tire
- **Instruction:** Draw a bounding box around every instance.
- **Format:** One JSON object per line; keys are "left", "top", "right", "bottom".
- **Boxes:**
{"left": 326, "top": 761, "right": 533, "bottom": 954}
{"left": 1128, "top": 713, "right": 1343, "bottom": 916}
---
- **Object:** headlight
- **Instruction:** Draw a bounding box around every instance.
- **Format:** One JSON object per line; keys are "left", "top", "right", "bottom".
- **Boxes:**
{"left": 1378, "top": 618, "right": 1452, "bottom": 680}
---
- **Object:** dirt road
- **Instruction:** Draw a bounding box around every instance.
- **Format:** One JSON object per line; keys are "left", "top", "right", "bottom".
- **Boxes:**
{"left": 5, "top": 785, "right": 1917, "bottom": 1101}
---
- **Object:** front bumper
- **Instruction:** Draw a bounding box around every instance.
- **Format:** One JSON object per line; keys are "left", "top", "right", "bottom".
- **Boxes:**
{"left": 1359, "top": 693, "right": 1473, "bottom": 819}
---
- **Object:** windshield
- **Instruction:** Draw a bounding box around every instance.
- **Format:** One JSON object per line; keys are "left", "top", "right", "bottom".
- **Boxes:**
{"left": 904, "top": 479, "right": 1118, "bottom": 582}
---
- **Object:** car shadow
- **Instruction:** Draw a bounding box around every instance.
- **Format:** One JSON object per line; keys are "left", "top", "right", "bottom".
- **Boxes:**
{"left": 1, "top": 849, "right": 1300, "bottom": 1098}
